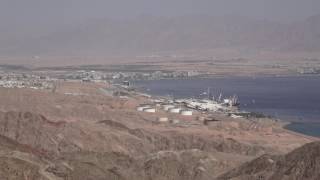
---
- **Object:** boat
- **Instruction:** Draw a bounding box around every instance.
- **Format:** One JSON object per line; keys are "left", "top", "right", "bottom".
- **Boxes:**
{"left": 223, "top": 95, "right": 240, "bottom": 107}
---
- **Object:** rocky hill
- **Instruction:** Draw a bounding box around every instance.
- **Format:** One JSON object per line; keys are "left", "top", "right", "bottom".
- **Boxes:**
{"left": 0, "top": 111, "right": 258, "bottom": 180}
{"left": 0, "top": 110, "right": 317, "bottom": 180}
{"left": 0, "top": 83, "right": 315, "bottom": 180}
{"left": 217, "top": 141, "right": 320, "bottom": 180}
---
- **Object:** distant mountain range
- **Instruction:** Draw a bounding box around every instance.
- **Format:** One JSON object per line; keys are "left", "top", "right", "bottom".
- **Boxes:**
{"left": 1, "top": 14, "right": 319, "bottom": 57}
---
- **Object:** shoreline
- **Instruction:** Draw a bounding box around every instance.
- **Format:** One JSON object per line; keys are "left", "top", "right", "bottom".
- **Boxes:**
{"left": 138, "top": 88, "right": 319, "bottom": 141}
{"left": 132, "top": 73, "right": 320, "bottom": 82}
{"left": 132, "top": 76, "right": 320, "bottom": 139}
{"left": 282, "top": 125, "right": 320, "bottom": 141}
{"left": 284, "top": 122, "right": 320, "bottom": 138}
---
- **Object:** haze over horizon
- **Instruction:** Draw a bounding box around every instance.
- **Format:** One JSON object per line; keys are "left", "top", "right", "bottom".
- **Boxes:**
{"left": 1, "top": 0, "right": 320, "bottom": 59}
{"left": 2, "top": 0, "right": 320, "bottom": 24}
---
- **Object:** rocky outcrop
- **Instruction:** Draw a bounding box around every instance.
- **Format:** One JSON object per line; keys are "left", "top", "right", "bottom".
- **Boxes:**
{"left": 99, "top": 119, "right": 267, "bottom": 156}
{"left": 217, "top": 141, "right": 320, "bottom": 180}
{"left": 0, "top": 112, "right": 265, "bottom": 179}
{"left": 0, "top": 111, "right": 316, "bottom": 180}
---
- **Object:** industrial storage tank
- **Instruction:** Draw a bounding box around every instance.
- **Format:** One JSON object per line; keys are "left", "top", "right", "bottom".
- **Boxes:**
{"left": 157, "top": 117, "right": 169, "bottom": 122}
{"left": 180, "top": 110, "right": 193, "bottom": 116}
{"left": 143, "top": 108, "right": 156, "bottom": 113}
{"left": 137, "top": 106, "right": 151, "bottom": 111}
{"left": 169, "top": 108, "right": 181, "bottom": 113}
{"left": 163, "top": 105, "right": 175, "bottom": 111}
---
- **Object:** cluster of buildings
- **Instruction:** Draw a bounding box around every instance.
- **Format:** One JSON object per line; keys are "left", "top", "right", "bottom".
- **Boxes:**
{"left": 0, "top": 73, "right": 55, "bottom": 90}
{"left": 0, "top": 69, "right": 202, "bottom": 91}
{"left": 62, "top": 70, "right": 106, "bottom": 82}
{"left": 131, "top": 70, "right": 201, "bottom": 80}
{"left": 61, "top": 70, "right": 202, "bottom": 82}
{"left": 297, "top": 67, "right": 320, "bottom": 75}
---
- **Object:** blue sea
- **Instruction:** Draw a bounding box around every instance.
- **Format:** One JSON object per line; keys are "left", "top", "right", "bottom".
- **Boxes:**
{"left": 134, "top": 76, "right": 320, "bottom": 137}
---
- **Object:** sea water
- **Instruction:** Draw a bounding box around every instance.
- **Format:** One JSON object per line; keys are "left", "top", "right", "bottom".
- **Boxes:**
{"left": 134, "top": 76, "right": 320, "bottom": 137}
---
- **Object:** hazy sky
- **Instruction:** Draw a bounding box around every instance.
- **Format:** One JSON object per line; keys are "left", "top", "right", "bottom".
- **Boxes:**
{"left": 1, "top": 0, "right": 320, "bottom": 27}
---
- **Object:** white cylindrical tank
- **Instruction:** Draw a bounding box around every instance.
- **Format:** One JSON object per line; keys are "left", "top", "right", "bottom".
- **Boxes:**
{"left": 169, "top": 108, "right": 181, "bottom": 113}
{"left": 144, "top": 108, "right": 156, "bottom": 113}
{"left": 158, "top": 117, "right": 169, "bottom": 122}
{"left": 137, "top": 106, "right": 150, "bottom": 111}
{"left": 163, "top": 105, "right": 175, "bottom": 111}
{"left": 180, "top": 110, "right": 193, "bottom": 116}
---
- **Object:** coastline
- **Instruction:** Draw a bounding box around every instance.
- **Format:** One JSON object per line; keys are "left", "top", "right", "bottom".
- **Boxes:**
{"left": 132, "top": 76, "right": 320, "bottom": 139}
{"left": 133, "top": 73, "right": 320, "bottom": 82}
{"left": 141, "top": 88, "right": 319, "bottom": 142}
{"left": 282, "top": 124, "right": 320, "bottom": 141}
{"left": 284, "top": 122, "right": 320, "bottom": 138}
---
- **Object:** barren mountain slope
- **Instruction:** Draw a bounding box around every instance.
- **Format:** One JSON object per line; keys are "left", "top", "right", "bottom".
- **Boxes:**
{"left": 0, "top": 110, "right": 259, "bottom": 179}
{"left": 217, "top": 141, "right": 320, "bottom": 180}
{"left": 0, "top": 83, "right": 315, "bottom": 179}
